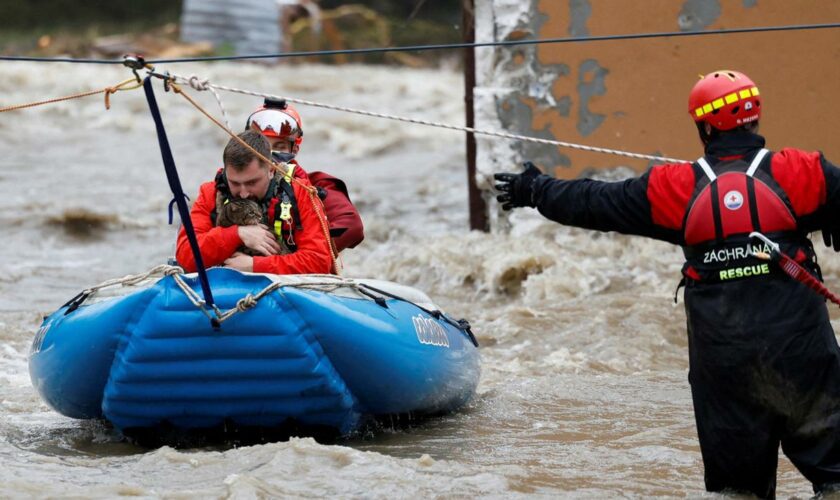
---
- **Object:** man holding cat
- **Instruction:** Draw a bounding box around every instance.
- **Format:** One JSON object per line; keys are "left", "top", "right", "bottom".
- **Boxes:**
{"left": 175, "top": 130, "right": 334, "bottom": 275}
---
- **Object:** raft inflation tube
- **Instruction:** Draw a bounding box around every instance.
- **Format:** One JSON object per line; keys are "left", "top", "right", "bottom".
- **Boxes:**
{"left": 29, "top": 268, "right": 480, "bottom": 439}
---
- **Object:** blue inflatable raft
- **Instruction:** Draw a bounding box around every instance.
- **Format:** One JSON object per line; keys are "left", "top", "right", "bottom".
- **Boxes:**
{"left": 29, "top": 267, "right": 480, "bottom": 437}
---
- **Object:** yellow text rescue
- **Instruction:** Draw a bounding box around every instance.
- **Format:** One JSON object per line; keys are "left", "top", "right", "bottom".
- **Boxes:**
{"left": 719, "top": 263, "right": 770, "bottom": 281}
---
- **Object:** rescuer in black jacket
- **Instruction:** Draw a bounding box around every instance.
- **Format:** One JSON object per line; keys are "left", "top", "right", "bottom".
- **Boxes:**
{"left": 495, "top": 70, "right": 840, "bottom": 499}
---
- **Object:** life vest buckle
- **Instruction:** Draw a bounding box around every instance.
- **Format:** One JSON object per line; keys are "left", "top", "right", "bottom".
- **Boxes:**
{"left": 279, "top": 201, "right": 292, "bottom": 221}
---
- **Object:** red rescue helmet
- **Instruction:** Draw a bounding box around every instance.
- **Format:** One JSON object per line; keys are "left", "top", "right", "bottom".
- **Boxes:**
{"left": 688, "top": 70, "right": 761, "bottom": 131}
{"left": 245, "top": 98, "right": 303, "bottom": 148}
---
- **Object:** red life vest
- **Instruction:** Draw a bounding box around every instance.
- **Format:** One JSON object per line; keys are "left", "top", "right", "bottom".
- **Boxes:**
{"left": 680, "top": 149, "right": 810, "bottom": 282}
{"left": 684, "top": 149, "right": 796, "bottom": 245}
{"left": 210, "top": 168, "right": 302, "bottom": 253}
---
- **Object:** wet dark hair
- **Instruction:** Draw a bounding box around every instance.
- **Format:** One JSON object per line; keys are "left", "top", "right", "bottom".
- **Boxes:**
{"left": 223, "top": 131, "right": 270, "bottom": 172}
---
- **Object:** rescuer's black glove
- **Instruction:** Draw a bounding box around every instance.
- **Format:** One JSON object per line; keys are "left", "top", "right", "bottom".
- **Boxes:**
{"left": 823, "top": 222, "right": 840, "bottom": 252}
{"left": 493, "top": 161, "right": 541, "bottom": 211}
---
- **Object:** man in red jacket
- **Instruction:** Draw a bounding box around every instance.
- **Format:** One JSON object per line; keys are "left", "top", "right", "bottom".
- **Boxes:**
{"left": 175, "top": 130, "right": 334, "bottom": 275}
{"left": 495, "top": 70, "right": 840, "bottom": 498}
{"left": 246, "top": 98, "right": 364, "bottom": 253}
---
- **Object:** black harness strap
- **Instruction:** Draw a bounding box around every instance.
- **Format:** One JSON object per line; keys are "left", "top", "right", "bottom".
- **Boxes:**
{"left": 142, "top": 76, "right": 217, "bottom": 313}
{"left": 709, "top": 180, "right": 723, "bottom": 243}
{"left": 746, "top": 175, "right": 762, "bottom": 233}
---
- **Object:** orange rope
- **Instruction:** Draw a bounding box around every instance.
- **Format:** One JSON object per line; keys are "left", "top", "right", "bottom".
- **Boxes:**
{"left": 0, "top": 78, "right": 141, "bottom": 113}
{"left": 169, "top": 81, "right": 341, "bottom": 274}
{"left": 306, "top": 187, "right": 342, "bottom": 274}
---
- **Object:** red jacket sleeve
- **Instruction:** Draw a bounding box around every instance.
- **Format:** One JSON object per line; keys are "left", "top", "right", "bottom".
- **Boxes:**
{"left": 176, "top": 181, "right": 242, "bottom": 272}
{"left": 646, "top": 162, "right": 696, "bottom": 230}
{"left": 770, "top": 148, "right": 826, "bottom": 217}
{"left": 308, "top": 171, "right": 365, "bottom": 252}
{"left": 252, "top": 180, "right": 335, "bottom": 275}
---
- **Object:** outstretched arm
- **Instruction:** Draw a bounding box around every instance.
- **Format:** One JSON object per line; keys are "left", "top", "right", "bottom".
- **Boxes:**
{"left": 495, "top": 162, "right": 689, "bottom": 243}
{"left": 531, "top": 174, "right": 654, "bottom": 235}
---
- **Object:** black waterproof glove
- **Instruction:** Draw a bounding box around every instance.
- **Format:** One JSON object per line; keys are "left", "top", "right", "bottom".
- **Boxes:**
{"left": 823, "top": 222, "right": 840, "bottom": 252}
{"left": 494, "top": 161, "right": 542, "bottom": 210}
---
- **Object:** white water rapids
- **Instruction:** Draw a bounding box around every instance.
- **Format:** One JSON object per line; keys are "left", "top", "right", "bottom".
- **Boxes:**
{"left": 1, "top": 61, "right": 839, "bottom": 498}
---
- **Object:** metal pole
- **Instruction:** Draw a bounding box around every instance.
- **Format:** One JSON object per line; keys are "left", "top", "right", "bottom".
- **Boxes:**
{"left": 463, "top": 0, "right": 489, "bottom": 231}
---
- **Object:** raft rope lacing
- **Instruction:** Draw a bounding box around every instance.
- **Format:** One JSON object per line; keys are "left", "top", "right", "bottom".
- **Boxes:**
{"left": 171, "top": 71, "right": 687, "bottom": 164}
{"left": 80, "top": 264, "right": 184, "bottom": 295}
{"left": 76, "top": 264, "right": 478, "bottom": 345}
{"left": 78, "top": 265, "right": 395, "bottom": 325}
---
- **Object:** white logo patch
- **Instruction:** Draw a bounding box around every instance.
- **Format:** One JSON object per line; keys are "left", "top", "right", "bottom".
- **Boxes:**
{"left": 744, "top": 101, "right": 753, "bottom": 110}
{"left": 723, "top": 190, "right": 744, "bottom": 210}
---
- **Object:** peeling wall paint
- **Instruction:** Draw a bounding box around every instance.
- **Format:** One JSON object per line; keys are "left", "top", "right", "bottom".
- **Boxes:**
{"left": 474, "top": 0, "right": 840, "bottom": 182}
{"left": 568, "top": 0, "right": 591, "bottom": 37}
{"left": 474, "top": 0, "right": 560, "bottom": 190}
{"left": 678, "top": 0, "right": 721, "bottom": 31}
{"left": 576, "top": 59, "right": 607, "bottom": 136}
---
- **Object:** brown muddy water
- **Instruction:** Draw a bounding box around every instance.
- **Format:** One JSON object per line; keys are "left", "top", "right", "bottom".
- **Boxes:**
{"left": 1, "top": 61, "right": 838, "bottom": 498}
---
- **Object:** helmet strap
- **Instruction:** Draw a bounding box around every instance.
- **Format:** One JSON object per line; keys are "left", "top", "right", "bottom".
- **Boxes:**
{"left": 696, "top": 121, "right": 717, "bottom": 146}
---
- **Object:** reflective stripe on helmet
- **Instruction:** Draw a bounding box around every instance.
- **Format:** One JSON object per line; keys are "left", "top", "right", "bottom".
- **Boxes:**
{"left": 693, "top": 87, "right": 759, "bottom": 119}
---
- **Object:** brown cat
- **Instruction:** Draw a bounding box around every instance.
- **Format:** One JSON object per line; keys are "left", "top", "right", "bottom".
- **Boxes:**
{"left": 216, "top": 197, "right": 263, "bottom": 227}
{"left": 215, "top": 196, "right": 263, "bottom": 256}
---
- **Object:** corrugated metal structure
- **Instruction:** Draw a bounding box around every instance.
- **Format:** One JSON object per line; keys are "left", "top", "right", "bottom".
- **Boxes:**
{"left": 181, "top": 0, "right": 281, "bottom": 57}
{"left": 474, "top": 0, "right": 840, "bottom": 180}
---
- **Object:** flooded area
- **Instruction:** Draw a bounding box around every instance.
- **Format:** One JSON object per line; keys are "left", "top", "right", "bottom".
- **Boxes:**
{"left": 1, "top": 61, "right": 838, "bottom": 497}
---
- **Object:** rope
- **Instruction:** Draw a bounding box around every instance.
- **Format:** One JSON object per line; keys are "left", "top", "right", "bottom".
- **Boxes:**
{"left": 190, "top": 277, "right": 351, "bottom": 324}
{"left": 82, "top": 264, "right": 183, "bottom": 295}
{"left": 0, "top": 77, "right": 141, "bottom": 113}
{"left": 70, "top": 263, "right": 330, "bottom": 324}
{"left": 72, "top": 262, "right": 467, "bottom": 335}
{"left": 184, "top": 75, "right": 231, "bottom": 130}
{"left": 306, "top": 186, "right": 341, "bottom": 274}
{"left": 214, "top": 282, "right": 283, "bottom": 323}
{"left": 169, "top": 272, "right": 222, "bottom": 321}
{"left": 164, "top": 79, "right": 340, "bottom": 272}
{"left": 168, "top": 272, "right": 362, "bottom": 322}
{"left": 170, "top": 73, "right": 686, "bottom": 163}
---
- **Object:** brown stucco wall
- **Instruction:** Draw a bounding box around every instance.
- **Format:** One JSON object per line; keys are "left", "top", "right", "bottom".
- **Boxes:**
{"left": 481, "top": 0, "right": 840, "bottom": 179}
